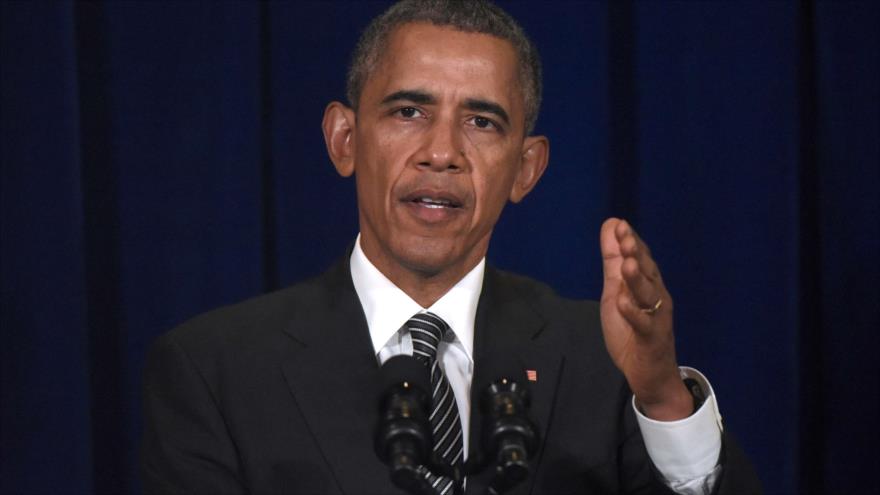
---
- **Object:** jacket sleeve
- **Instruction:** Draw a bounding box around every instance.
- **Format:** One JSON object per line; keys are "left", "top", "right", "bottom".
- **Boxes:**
{"left": 141, "top": 333, "right": 246, "bottom": 495}
{"left": 713, "top": 432, "right": 763, "bottom": 495}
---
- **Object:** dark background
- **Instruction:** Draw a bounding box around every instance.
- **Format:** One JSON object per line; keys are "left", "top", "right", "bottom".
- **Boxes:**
{"left": 1, "top": 1, "right": 877, "bottom": 494}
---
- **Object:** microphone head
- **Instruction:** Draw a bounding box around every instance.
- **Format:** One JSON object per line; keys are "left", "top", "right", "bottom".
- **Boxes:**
{"left": 375, "top": 355, "right": 433, "bottom": 467}
{"left": 379, "top": 354, "right": 431, "bottom": 397}
{"left": 475, "top": 351, "right": 540, "bottom": 488}
{"left": 476, "top": 352, "right": 531, "bottom": 413}
{"left": 477, "top": 352, "right": 528, "bottom": 388}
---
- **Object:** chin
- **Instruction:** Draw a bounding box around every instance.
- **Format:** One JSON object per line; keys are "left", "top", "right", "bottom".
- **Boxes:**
{"left": 392, "top": 238, "right": 461, "bottom": 277}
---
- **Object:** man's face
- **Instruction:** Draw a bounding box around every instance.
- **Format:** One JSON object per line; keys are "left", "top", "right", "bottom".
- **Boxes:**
{"left": 326, "top": 22, "right": 547, "bottom": 289}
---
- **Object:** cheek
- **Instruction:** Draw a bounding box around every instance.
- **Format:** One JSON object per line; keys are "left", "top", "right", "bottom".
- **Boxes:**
{"left": 357, "top": 133, "right": 399, "bottom": 195}
{"left": 476, "top": 151, "right": 523, "bottom": 216}
{"left": 354, "top": 163, "right": 390, "bottom": 218}
{"left": 473, "top": 168, "right": 516, "bottom": 221}
{"left": 374, "top": 118, "right": 423, "bottom": 154}
{"left": 462, "top": 130, "right": 511, "bottom": 160}
{"left": 372, "top": 124, "right": 419, "bottom": 170}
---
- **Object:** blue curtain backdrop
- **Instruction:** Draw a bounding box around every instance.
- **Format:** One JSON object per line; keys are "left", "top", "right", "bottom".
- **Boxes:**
{"left": 1, "top": 1, "right": 877, "bottom": 494}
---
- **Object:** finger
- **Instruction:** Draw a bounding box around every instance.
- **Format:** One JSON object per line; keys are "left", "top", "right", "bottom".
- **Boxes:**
{"left": 600, "top": 217, "right": 624, "bottom": 284}
{"left": 615, "top": 221, "right": 669, "bottom": 311}
{"left": 621, "top": 257, "right": 661, "bottom": 310}
{"left": 615, "top": 220, "right": 662, "bottom": 283}
{"left": 616, "top": 289, "right": 656, "bottom": 335}
{"left": 616, "top": 288, "right": 672, "bottom": 337}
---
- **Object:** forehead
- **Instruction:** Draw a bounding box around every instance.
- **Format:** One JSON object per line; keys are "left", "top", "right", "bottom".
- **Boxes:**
{"left": 366, "top": 23, "right": 523, "bottom": 114}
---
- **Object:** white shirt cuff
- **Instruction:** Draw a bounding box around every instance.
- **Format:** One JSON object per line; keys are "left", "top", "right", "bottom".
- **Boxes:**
{"left": 632, "top": 367, "right": 723, "bottom": 484}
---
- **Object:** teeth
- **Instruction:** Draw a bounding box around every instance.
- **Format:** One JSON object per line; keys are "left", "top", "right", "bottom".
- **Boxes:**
{"left": 418, "top": 197, "right": 451, "bottom": 206}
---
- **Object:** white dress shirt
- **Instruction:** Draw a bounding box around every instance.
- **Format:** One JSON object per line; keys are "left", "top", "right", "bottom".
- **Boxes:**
{"left": 349, "top": 235, "right": 722, "bottom": 494}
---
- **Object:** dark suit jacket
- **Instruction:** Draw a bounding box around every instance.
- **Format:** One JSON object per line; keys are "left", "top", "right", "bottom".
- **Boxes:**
{"left": 142, "top": 256, "right": 761, "bottom": 494}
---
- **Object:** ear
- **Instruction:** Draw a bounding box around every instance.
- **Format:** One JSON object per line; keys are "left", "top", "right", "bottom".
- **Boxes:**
{"left": 322, "top": 101, "right": 357, "bottom": 177}
{"left": 509, "top": 135, "right": 549, "bottom": 203}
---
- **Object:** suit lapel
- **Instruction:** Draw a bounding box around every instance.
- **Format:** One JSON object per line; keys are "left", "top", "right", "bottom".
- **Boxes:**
{"left": 468, "top": 267, "right": 564, "bottom": 494}
{"left": 280, "top": 259, "right": 391, "bottom": 494}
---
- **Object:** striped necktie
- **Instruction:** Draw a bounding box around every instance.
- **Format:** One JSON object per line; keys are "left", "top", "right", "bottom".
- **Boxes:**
{"left": 406, "top": 312, "right": 463, "bottom": 495}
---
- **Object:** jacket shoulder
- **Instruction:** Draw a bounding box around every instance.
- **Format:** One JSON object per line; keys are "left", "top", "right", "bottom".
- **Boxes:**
{"left": 155, "top": 262, "right": 350, "bottom": 362}
{"left": 486, "top": 266, "right": 601, "bottom": 325}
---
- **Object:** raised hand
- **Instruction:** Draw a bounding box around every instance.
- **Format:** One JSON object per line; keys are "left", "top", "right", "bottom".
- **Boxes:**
{"left": 599, "top": 218, "right": 692, "bottom": 421}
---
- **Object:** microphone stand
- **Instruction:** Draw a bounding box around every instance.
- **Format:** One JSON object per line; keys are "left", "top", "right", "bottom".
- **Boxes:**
{"left": 376, "top": 356, "right": 439, "bottom": 495}
{"left": 377, "top": 357, "right": 540, "bottom": 495}
{"left": 480, "top": 377, "right": 539, "bottom": 495}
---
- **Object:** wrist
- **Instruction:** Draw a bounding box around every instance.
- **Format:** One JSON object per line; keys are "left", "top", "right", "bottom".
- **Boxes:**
{"left": 636, "top": 379, "right": 693, "bottom": 421}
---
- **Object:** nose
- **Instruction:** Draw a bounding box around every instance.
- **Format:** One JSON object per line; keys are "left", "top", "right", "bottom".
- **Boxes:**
{"left": 414, "top": 117, "right": 465, "bottom": 173}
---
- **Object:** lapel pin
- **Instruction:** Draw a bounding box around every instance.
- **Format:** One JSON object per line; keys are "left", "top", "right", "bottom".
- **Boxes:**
{"left": 526, "top": 369, "right": 537, "bottom": 382}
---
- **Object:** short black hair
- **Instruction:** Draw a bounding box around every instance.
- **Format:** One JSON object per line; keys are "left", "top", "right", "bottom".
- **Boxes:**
{"left": 346, "top": 0, "right": 542, "bottom": 134}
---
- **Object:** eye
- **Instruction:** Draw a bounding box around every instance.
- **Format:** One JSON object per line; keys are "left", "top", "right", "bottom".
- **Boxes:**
{"left": 395, "top": 106, "right": 424, "bottom": 119}
{"left": 469, "top": 115, "right": 499, "bottom": 131}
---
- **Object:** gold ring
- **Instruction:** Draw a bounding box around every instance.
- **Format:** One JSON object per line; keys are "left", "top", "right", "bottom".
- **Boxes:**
{"left": 640, "top": 298, "right": 663, "bottom": 315}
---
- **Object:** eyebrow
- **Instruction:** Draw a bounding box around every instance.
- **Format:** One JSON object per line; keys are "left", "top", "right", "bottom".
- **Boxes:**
{"left": 380, "top": 90, "right": 436, "bottom": 106}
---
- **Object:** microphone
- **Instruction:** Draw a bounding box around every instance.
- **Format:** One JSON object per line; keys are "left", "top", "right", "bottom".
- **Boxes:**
{"left": 479, "top": 355, "right": 540, "bottom": 495}
{"left": 374, "top": 355, "right": 437, "bottom": 495}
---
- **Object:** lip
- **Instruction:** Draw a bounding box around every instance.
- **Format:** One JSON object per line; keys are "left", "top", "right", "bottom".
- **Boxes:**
{"left": 399, "top": 188, "right": 465, "bottom": 224}
{"left": 401, "top": 188, "right": 464, "bottom": 207}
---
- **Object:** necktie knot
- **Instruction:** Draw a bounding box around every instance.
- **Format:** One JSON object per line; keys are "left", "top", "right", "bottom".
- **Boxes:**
{"left": 406, "top": 311, "right": 450, "bottom": 365}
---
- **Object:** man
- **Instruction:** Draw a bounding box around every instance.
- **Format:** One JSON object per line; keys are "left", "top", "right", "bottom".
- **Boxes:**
{"left": 142, "top": 1, "right": 760, "bottom": 494}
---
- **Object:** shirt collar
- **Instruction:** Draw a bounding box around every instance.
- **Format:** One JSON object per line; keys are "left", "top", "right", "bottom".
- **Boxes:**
{"left": 350, "top": 234, "right": 484, "bottom": 362}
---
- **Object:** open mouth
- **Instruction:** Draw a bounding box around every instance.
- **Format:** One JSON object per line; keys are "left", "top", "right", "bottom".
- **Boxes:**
{"left": 400, "top": 191, "right": 465, "bottom": 223}
{"left": 409, "top": 196, "right": 462, "bottom": 209}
